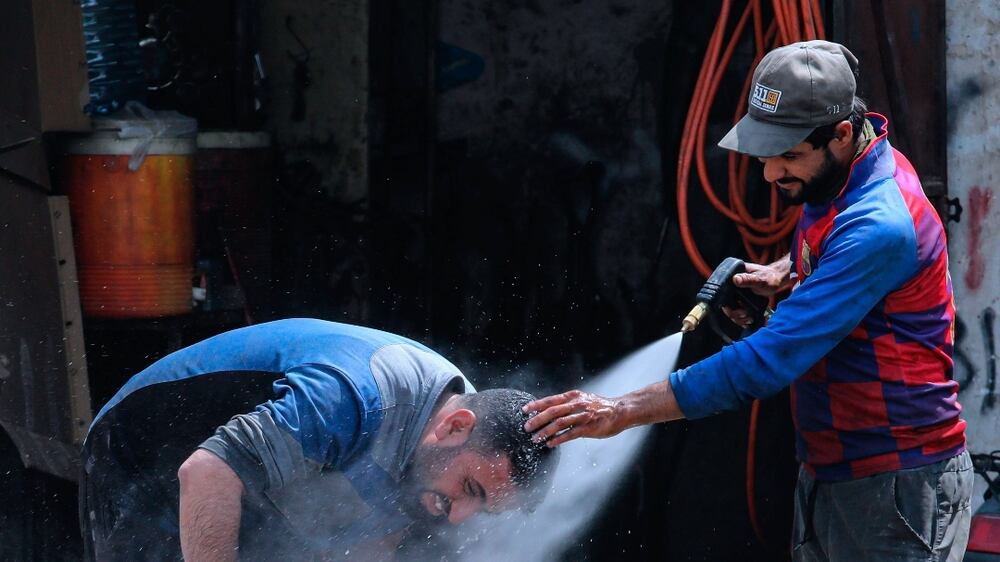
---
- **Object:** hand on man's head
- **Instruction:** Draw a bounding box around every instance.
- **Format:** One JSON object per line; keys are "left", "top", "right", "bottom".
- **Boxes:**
{"left": 522, "top": 390, "right": 624, "bottom": 447}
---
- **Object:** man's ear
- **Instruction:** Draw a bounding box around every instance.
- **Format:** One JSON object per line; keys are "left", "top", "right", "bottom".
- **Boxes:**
{"left": 432, "top": 408, "right": 477, "bottom": 446}
{"left": 833, "top": 120, "right": 854, "bottom": 149}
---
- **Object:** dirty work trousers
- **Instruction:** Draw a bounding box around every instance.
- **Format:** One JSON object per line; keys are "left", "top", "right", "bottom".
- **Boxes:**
{"left": 792, "top": 451, "right": 973, "bottom": 562}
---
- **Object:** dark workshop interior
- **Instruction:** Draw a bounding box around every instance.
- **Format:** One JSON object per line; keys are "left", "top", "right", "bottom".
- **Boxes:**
{"left": 0, "top": 1, "right": 956, "bottom": 560}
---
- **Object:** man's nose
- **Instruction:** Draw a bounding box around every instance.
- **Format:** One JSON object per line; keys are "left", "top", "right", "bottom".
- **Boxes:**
{"left": 760, "top": 157, "right": 783, "bottom": 183}
{"left": 447, "top": 498, "right": 479, "bottom": 525}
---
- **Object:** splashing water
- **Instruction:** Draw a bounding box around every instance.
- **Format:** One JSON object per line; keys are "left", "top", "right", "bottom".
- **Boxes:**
{"left": 452, "top": 331, "right": 685, "bottom": 561}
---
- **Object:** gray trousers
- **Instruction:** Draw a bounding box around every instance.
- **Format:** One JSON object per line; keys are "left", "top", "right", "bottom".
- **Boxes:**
{"left": 792, "top": 451, "right": 973, "bottom": 562}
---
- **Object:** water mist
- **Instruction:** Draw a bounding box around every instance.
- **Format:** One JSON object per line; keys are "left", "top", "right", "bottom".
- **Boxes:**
{"left": 452, "top": 331, "right": 685, "bottom": 561}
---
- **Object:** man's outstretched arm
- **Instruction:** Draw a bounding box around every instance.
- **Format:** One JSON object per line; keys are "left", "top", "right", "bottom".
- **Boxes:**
{"left": 178, "top": 449, "right": 245, "bottom": 562}
{"left": 523, "top": 378, "right": 685, "bottom": 447}
{"left": 523, "top": 256, "right": 793, "bottom": 446}
{"left": 529, "top": 210, "right": 917, "bottom": 444}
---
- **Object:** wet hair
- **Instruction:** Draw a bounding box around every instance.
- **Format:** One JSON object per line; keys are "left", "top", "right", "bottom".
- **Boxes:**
{"left": 456, "top": 388, "right": 560, "bottom": 510}
{"left": 804, "top": 96, "right": 869, "bottom": 149}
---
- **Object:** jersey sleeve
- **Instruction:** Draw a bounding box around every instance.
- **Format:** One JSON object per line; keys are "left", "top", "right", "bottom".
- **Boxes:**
{"left": 199, "top": 409, "right": 314, "bottom": 493}
{"left": 669, "top": 202, "right": 919, "bottom": 419}
{"left": 199, "top": 363, "right": 374, "bottom": 494}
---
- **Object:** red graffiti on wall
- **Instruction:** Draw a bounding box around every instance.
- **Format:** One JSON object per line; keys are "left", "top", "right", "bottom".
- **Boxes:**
{"left": 965, "top": 186, "right": 993, "bottom": 291}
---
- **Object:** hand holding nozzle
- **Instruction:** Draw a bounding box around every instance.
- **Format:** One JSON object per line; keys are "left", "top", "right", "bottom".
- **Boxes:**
{"left": 681, "top": 257, "right": 771, "bottom": 334}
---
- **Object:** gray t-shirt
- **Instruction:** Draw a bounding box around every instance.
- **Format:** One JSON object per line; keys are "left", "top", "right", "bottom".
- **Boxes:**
{"left": 192, "top": 330, "right": 474, "bottom": 553}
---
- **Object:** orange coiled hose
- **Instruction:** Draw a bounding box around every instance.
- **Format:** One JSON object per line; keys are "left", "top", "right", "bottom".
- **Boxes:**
{"left": 677, "top": 0, "right": 825, "bottom": 278}
{"left": 675, "top": 0, "right": 826, "bottom": 550}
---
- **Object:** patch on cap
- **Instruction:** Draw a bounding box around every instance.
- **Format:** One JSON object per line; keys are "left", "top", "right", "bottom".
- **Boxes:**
{"left": 751, "top": 83, "right": 782, "bottom": 113}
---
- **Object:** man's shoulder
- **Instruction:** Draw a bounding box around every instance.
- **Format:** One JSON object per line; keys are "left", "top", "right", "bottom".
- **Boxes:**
{"left": 223, "top": 319, "right": 441, "bottom": 373}
{"left": 369, "top": 344, "right": 471, "bottom": 407}
{"left": 837, "top": 175, "right": 917, "bottom": 236}
{"left": 813, "top": 177, "right": 923, "bottom": 290}
{"left": 364, "top": 344, "right": 471, "bottom": 481}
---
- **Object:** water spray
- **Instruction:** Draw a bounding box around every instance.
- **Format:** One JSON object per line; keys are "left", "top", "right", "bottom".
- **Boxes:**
{"left": 445, "top": 259, "right": 771, "bottom": 560}
{"left": 452, "top": 333, "right": 686, "bottom": 561}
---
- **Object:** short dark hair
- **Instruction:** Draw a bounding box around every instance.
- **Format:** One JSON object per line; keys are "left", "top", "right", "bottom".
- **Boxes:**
{"left": 804, "top": 96, "right": 869, "bottom": 149}
{"left": 457, "top": 389, "right": 559, "bottom": 510}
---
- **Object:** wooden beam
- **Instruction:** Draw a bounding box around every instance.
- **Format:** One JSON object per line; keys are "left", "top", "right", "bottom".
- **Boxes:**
{"left": 48, "top": 196, "right": 92, "bottom": 444}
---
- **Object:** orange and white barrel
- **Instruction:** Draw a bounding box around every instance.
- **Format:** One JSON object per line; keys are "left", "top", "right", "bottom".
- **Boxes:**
{"left": 65, "top": 134, "right": 195, "bottom": 318}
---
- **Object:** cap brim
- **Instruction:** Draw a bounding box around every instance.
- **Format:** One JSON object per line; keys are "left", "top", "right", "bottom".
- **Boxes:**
{"left": 717, "top": 114, "right": 816, "bottom": 158}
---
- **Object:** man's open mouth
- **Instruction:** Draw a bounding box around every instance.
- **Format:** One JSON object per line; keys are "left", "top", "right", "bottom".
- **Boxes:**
{"left": 422, "top": 491, "right": 451, "bottom": 519}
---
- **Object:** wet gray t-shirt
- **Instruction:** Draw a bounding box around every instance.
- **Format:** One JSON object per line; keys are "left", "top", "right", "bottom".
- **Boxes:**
{"left": 186, "top": 323, "right": 474, "bottom": 554}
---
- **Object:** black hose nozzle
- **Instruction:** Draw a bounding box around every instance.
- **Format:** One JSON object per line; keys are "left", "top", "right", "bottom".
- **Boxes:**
{"left": 682, "top": 257, "right": 769, "bottom": 335}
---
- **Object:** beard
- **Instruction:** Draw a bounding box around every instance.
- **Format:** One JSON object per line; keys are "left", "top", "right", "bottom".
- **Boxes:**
{"left": 397, "top": 444, "right": 461, "bottom": 525}
{"left": 776, "top": 147, "right": 850, "bottom": 205}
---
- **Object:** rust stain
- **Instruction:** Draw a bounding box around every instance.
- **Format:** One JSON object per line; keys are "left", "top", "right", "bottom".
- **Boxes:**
{"left": 964, "top": 186, "right": 993, "bottom": 291}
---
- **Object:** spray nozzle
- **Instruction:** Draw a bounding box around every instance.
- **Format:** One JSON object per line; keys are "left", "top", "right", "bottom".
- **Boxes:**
{"left": 680, "top": 302, "right": 708, "bottom": 332}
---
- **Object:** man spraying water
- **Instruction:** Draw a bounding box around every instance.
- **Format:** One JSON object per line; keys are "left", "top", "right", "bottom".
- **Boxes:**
{"left": 525, "top": 40, "right": 971, "bottom": 562}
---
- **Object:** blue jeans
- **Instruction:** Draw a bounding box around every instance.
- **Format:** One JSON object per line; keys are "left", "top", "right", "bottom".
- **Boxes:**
{"left": 792, "top": 451, "right": 973, "bottom": 562}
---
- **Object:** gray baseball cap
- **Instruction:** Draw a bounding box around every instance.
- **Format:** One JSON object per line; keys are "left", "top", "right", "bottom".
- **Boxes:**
{"left": 718, "top": 40, "right": 859, "bottom": 157}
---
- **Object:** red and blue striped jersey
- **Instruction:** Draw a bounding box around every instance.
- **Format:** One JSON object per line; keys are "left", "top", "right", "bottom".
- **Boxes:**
{"left": 670, "top": 114, "right": 965, "bottom": 480}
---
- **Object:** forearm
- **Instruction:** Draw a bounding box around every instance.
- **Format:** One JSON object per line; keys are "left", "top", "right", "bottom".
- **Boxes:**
{"left": 523, "top": 377, "right": 687, "bottom": 445}
{"left": 178, "top": 449, "right": 245, "bottom": 562}
{"left": 617, "top": 379, "right": 685, "bottom": 428}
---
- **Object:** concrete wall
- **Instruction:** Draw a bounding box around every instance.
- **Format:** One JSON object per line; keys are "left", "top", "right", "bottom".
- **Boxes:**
{"left": 433, "top": 1, "right": 688, "bottom": 364}
{"left": 946, "top": 1, "right": 1000, "bottom": 503}
{"left": 438, "top": 2, "right": 671, "bottom": 147}
{"left": 260, "top": 0, "right": 368, "bottom": 203}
